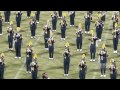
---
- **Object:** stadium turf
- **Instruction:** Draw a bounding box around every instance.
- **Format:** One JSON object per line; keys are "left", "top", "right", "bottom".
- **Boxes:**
{"left": 0, "top": 11, "right": 120, "bottom": 79}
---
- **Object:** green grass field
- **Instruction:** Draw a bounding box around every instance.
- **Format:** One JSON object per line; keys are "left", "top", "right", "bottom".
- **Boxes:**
{"left": 0, "top": 11, "right": 120, "bottom": 79}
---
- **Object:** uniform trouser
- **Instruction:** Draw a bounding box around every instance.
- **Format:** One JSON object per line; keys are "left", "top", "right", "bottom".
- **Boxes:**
{"left": 52, "top": 21, "right": 57, "bottom": 30}
{"left": 31, "top": 29, "right": 36, "bottom": 36}
{"left": 58, "top": 11, "right": 62, "bottom": 17}
{"left": 101, "top": 15, "right": 105, "bottom": 22}
{"left": 16, "top": 19, "right": 21, "bottom": 27}
{"left": 61, "top": 29, "right": 66, "bottom": 38}
{"left": 26, "top": 57, "right": 31, "bottom": 71}
{"left": 64, "top": 58, "right": 70, "bottom": 74}
{"left": 27, "top": 11, "right": 31, "bottom": 17}
{"left": 44, "top": 39, "right": 48, "bottom": 48}
{"left": 36, "top": 15, "right": 40, "bottom": 21}
{"left": 5, "top": 14, "right": 10, "bottom": 22}
{"left": 0, "top": 25, "right": 2, "bottom": 34}
{"left": 113, "top": 38, "right": 118, "bottom": 50}
{"left": 110, "top": 73, "right": 117, "bottom": 79}
{"left": 85, "top": 21, "right": 90, "bottom": 31}
{"left": 0, "top": 64, "right": 4, "bottom": 79}
{"left": 90, "top": 52, "right": 95, "bottom": 59}
{"left": 32, "top": 70, "right": 37, "bottom": 79}
{"left": 15, "top": 45, "right": 21, "bottom": 57}
{"left": 100, "top": 63, "right": 106, "bottom": 75}
{"left": 70, "top": 15, "right": 75, "bottom": 25}
{"left": 26, "top": 64, "right": 31, "bottom": 72}
{"left": 79, "top": 70, "right": 85, "bottom": 79}
{"left": 76, "top": 38, "right": 82, "bottom": 49}
{"left": 96, "top": 29, "right": 102, "bottom": 39}
{"left": 8, "top": 38, "right": 13, "bottom": 48}
{"left": 49, "top": 46, "right": 54, "bottom": 58}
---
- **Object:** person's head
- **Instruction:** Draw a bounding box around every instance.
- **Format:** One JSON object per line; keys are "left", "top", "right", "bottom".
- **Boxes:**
{"left": 42, "top": 72, "right": 48, "bottom": 79}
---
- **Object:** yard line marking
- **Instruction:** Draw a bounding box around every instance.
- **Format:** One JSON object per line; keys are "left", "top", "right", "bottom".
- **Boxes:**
{"left": 14, "top": 64, "right": 25, "bottom": 79}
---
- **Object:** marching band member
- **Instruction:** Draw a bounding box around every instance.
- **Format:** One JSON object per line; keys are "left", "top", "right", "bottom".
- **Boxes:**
{"left": 90, "top": 41, "right": 96, "bottom": 62}
{"left": 69, "top": 11, "right": 75, "bottom": 26}
{"left": 25, "top": 42, "right": 33, "bottom": 73}
{"left": 79, "top": 54, "right": 87, "bottom": 79}
{"left": 51, "top": 11, "right": 58, "bottom": 31}
{"left": 98, "top": 44, "right": 108, "bottom": 78}
{"left": 14, "top": 32, "right": 23, "bottom": 59}
{"left": 109, "top": 59, "right": 117, "bottom": 79}
{"left": 58, "top": 11, "right": 62, "bottom": 19}
{"left": 35, "top": 11, "right": 40, "bottom": 24}
{"left": 89, "top": 32, "right": 98, "bottom": 48}
{"left": 95, "top": 20, "right": 104, "bottom": 42}
{"left": 7, "top": 22, "right": 14, "bottom": 50}
{"left": 48, "top": 37, "right": 55, "bottom": 60}
{"left": 76, "top": 24, "right": 83, "bottom": 51}
{"left": 29, "top": 18, "right": 37, "bottom": 39}
{"left": 112, "top": 12, "right": 118, "bottom": 29}
{"left": 84, "top": 12, "right": 92, "bottom": 34}
{"left": 60, "top": 15, "right": 67, "bottom": 40}
{"left": 0, "top": 13, "right": 3, "bottom": 35}
{"left": 43, "top": 20, "right": 51, "bottom": 50}
{"left": 0, "top": 53, "right": 5, "bottom": 79}
{"left": 63, "top": 48, "right": 71, "bottom": 76}
{"left": 112, "top": 28, "right": 120, "bottom": 53}
{"left": 15, "top": 11, "right": 22, "bottom": 30}
{"left": 30, "top": 55, "right": 38, "bottom": 79}
{"left": 27, "top": 11, "right": 31, "bottom": 18}
{"left": 89, "top": 32, "right": 98, "bottom": 61}
{"left": 4, "top": 11, "right": 11, "bottom": 23}
{"left": 101, "top": 11, "right": 107, "bottom": 22}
